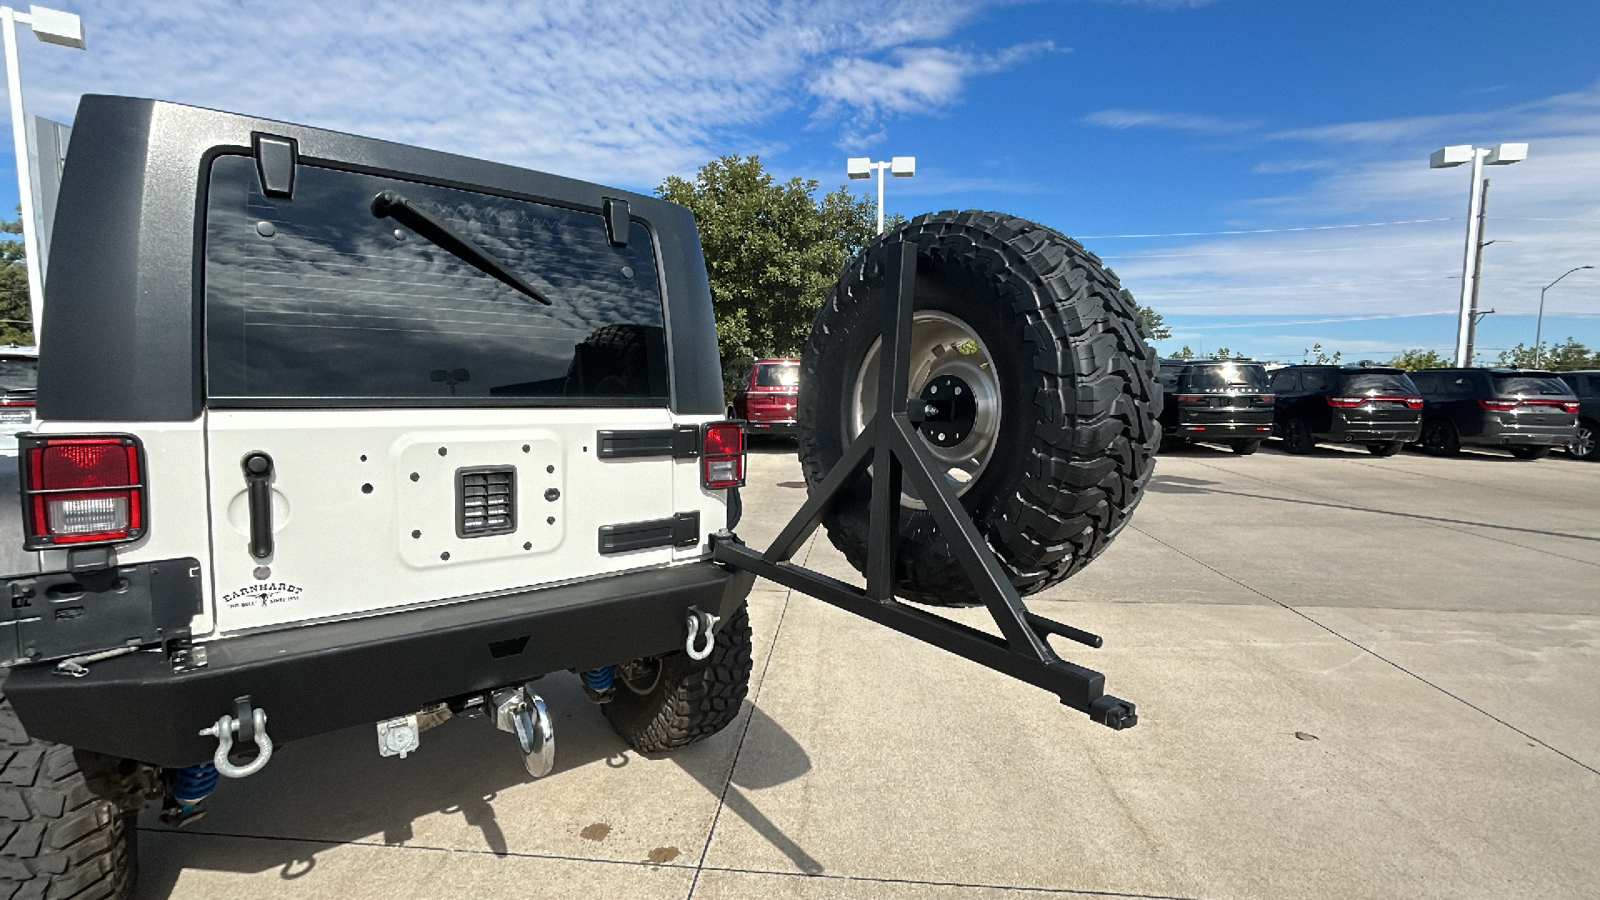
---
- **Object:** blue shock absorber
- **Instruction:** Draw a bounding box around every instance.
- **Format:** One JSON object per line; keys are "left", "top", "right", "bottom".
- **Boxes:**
{"left": 582, "top": 666, "right": 615, "bottom": 692}
{"left": 170, "top": 763, "right": 219, "bottom": 809}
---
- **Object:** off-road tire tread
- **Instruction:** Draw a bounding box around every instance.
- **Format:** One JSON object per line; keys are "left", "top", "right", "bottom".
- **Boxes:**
{"left": 603, "top": 606, "right": 753, "bottom": 754}
{"left": 0, "top": 689, "right": 139, "bottom": 900}
{"left": 797, "top": 209, "right": 1160, "bottom": 606}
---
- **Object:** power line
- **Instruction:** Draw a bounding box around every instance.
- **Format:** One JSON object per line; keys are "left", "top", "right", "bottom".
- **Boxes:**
{"left": 1143, "top": 274, "right": 1454, "bottom": 295}
{"left": 1079, "top": 216, "right": 1460, "bottom": 240}
{"left": 1103, "top": 241, "right": 1456, "bottom": 260}
{"left": 1168, "top": 311, "right": 1455, "bottom": 330}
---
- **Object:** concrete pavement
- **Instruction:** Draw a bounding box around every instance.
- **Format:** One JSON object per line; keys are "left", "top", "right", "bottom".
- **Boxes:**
{"left": 133, "top": 439, "right": 1600, "bottom": 899}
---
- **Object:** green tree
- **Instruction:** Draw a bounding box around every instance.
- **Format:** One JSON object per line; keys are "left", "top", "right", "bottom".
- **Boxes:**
{"left": 1386, "top": 348, "right": 1450, "bottom": 371}
{"left": 1303, "top": 343, "right": 1341, "bottom": 365}
{"left": 1172, "top": 345, "right": 1195, "bottom": 359}
{"left": 1498, "top": 337, "right": 1597, "bottom": 371}
{"left": 1210, "top": 347, "right": 1247, "bottom": 360}
{"left": 658, "top": 155, "right": 876, "bottom": 385}
{"left": 1125, "top": 291, "right": 1170, "bottom": 340}
{"left": 0, "top": 216, "right": 29, "bottom": 345}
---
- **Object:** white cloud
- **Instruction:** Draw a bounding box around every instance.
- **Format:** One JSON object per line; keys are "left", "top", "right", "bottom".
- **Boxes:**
{"left": 1082, "top": 108, "right": 1258, "bottom": 133}
{"left": 811, "top": 42, "right": 1057, "bottom": 145}
{"left": 12, "top": 0, "right": 1033, "bottom": 188}
{"left": 1081, "top": 0, "right": 1217, "bottom": 8}
{"left": 1105, "top": 81, "right": 1600, "bottom": 347}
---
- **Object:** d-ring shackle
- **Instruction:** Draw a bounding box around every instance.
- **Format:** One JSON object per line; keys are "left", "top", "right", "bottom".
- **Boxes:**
{"left": 199, "top": 708, "right": 273, "bottom": 778}
{"left": 685, "top": 607, "right": 720, "bottom": 661}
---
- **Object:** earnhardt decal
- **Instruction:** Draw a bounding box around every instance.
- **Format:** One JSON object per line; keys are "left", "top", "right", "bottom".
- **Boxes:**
{"left": 221, "top": 582, "right": 304, "bottom": 609}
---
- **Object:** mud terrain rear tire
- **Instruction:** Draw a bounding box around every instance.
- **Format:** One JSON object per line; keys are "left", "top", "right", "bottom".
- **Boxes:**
{"left": 0, "top": 688, "right": 150, "bottom": 900}
{"left": 603, "top": 606, "right": 754, "bottom": 753}
{"left": 796, "top": 210, "right": 1160, "bottom": 608}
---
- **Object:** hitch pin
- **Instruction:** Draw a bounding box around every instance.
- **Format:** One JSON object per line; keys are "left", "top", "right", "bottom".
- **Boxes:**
{"left": 53, "top": 645, "right": 139, "bottom": 678}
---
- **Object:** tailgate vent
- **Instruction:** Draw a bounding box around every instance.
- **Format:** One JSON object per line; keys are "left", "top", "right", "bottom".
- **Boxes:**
{"left": 457, "top": 467, "right": 516, "bottom": 538}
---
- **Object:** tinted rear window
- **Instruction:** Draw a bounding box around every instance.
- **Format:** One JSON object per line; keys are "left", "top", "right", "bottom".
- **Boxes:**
{"left": 1491, "top": 375, "right": 1572, "bottom": 397}
{"left": 1339, "top": 372, "right": 1417, "bottom": 394}
{"left": 0, "top": 357, "right": 36, "bottom": 393}
{"left": 754, "top": 362, "right": 799, "bottom": 387}
{"left": 203, "top": 155, "right": 668, "bottom": 404}
{"left": 1181, "top": 363, "right": 1270, "bottom": 391}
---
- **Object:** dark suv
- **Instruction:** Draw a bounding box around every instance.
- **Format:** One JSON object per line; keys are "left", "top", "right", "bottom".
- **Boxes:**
{"left": 1268, "top": 365, "right": 1423, "bottom": 456}
{"left": 1410, "top": 368, "right": 1579, "bottom": 459}
{"left": 1557, "top": 370, "right": 1600, "bottom": 460}
{"left": 1156, "top": 359, "right": 1274, "bottom": 454}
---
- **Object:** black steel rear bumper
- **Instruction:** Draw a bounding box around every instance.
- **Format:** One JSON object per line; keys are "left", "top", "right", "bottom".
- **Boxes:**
{"left": 3, "top": 560, "right": 753, "bottom": 766}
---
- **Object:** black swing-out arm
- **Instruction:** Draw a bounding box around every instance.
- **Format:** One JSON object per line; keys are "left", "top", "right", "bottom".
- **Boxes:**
{"left": 710, "top": 240, "right": 1137, "bottom": 730}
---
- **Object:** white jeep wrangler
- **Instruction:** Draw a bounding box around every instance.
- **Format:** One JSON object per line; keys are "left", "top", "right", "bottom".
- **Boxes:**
{"left": 0, "top": 96, "right": 757, "bottom": 898}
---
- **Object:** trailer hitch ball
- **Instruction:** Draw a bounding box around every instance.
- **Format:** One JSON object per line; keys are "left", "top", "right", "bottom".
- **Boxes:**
{"left": 492, "top": 684, "right": 555, "bottom": 778}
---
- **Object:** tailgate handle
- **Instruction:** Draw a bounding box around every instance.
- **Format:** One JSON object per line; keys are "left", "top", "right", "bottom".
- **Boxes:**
{"left": 242, "top": 452, "right": 275, "bottom": 559}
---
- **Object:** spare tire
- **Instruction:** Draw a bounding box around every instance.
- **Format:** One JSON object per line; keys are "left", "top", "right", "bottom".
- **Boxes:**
{"left": 796, "top": 210, "right": 1160, "bottom": 607}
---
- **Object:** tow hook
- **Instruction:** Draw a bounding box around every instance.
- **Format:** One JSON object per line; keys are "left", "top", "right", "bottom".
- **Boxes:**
{"left": 685, "top": 606, "right": 720, "bottom": 661}
{"left": 491, "top": 684, "right": 555, "bottom": 778}
{"left": 199, "top": 696, "right": 273, "bottom": 779}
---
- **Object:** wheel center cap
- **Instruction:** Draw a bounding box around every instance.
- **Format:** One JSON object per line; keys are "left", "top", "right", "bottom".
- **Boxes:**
{"left": 918, "top": 374, "right": 978, "bottom": 447}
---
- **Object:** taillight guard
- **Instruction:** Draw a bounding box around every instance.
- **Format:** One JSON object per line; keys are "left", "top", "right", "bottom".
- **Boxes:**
{"left": 701, "top": 421, "right": 746, "bottom": 489}
{"left": 18, "top": 434, "right": 148, "bottom": 550}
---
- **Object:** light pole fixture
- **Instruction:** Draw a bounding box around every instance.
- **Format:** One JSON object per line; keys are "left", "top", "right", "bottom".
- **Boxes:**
{"left": 847, "top": 155, "right": 914, "bottom": 234}
{"left": 1430, "top": 141, "right": 1527, "bottom": 367}
{"left": 2, "top": 4, "right": 85, "bottom": 345}
{"left": 1534, "top": 265, "right": 1593, "bottom": 367}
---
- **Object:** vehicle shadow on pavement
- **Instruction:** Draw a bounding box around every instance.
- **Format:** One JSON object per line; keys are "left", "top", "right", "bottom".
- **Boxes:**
{"left": 668, "top": 701, "right": 824, "bottom": 875}
{"left": 130, "top": 677, "right": 818, "bottom": 898}
{"left": 1146, "top": 474, "right": 1600, "bottom": 543}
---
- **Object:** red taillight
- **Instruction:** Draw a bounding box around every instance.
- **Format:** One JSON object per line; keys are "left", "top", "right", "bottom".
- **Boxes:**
{"left": 1403, "top": 397, "right": 1424, "bottom": 409}
{"left": 701, "top": 421, "right": 745, "bottom": 489}
{"left": 1478, "top": 398, "right": 1519, "bottom": 412}
{"left": 1256, "top": 394, "right": 1275, "bottom": 403}
{"left": 1499, "top": 398, "right": 1580, "bottom": 414}
{"left": 1175, "top": 394, "right": 1204, "bottom": 402}
{"left": 19, "top": 435, "right": 147, "bottom": 549}
{"left": 0, "top": 398, "right": 34, "bottom": 407}
{"left": 1327, "top": 396, "right": 1366, "bottom": 409}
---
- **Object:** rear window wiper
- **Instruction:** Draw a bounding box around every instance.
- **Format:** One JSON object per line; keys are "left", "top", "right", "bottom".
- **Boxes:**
{"left": 371, "top": 190, "right": 552, "bottom": 306}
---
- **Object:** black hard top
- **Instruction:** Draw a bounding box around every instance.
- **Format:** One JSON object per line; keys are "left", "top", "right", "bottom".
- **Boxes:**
{"left": 1413, "top": 367, "right": 1561, "bottom": 377}
{"left": 1281, "top": 363, "right": 1406, "bottom": 373}
{"left": 40, "top": 95, "right": 723, "bottom": 421}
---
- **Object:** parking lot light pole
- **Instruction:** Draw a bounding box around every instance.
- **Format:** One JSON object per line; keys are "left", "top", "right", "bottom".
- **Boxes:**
{"left": 1534, "top": 265, "right": 1593, "bottom": 367}
{"left": 1430, "top": 142, "right": 1527, "bottom": 367}
{"left": 2, "top": 4, "right": 85, "bottom": 345}
{"left": 847, "top": 156, "right": 915, "bottom": 234}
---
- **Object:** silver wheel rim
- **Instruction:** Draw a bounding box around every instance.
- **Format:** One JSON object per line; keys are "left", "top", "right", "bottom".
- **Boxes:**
{"left": 848, "top": 310, "right": 1001, "bottom": 508}
{"left": 1574, "top": 426, "right": 1594, "bottom": 458}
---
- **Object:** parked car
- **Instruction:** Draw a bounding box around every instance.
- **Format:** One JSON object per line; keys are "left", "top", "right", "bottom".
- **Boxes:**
{"left": 1557, "top": 370, "right": 1600, "bottom": 460}
{"left": 0, "top": 346, "right": 37, "bottom": 453}
{"left": 729, "top": 357, "right": 800, "bottom": 435}
{"left": 1409, "top": 367, "right": 1579, "bottom": 459}
{"left": 1268, "top": 364, "right": 1423, "bottom": 456}
{"left": 1155, "top": 359, "right": 1274, "bottom": 454}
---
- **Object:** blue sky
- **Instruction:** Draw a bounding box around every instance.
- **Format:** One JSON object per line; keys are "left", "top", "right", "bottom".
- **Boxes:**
{"left": 4, "top": 0, "right": 1599, "bottom": 363}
